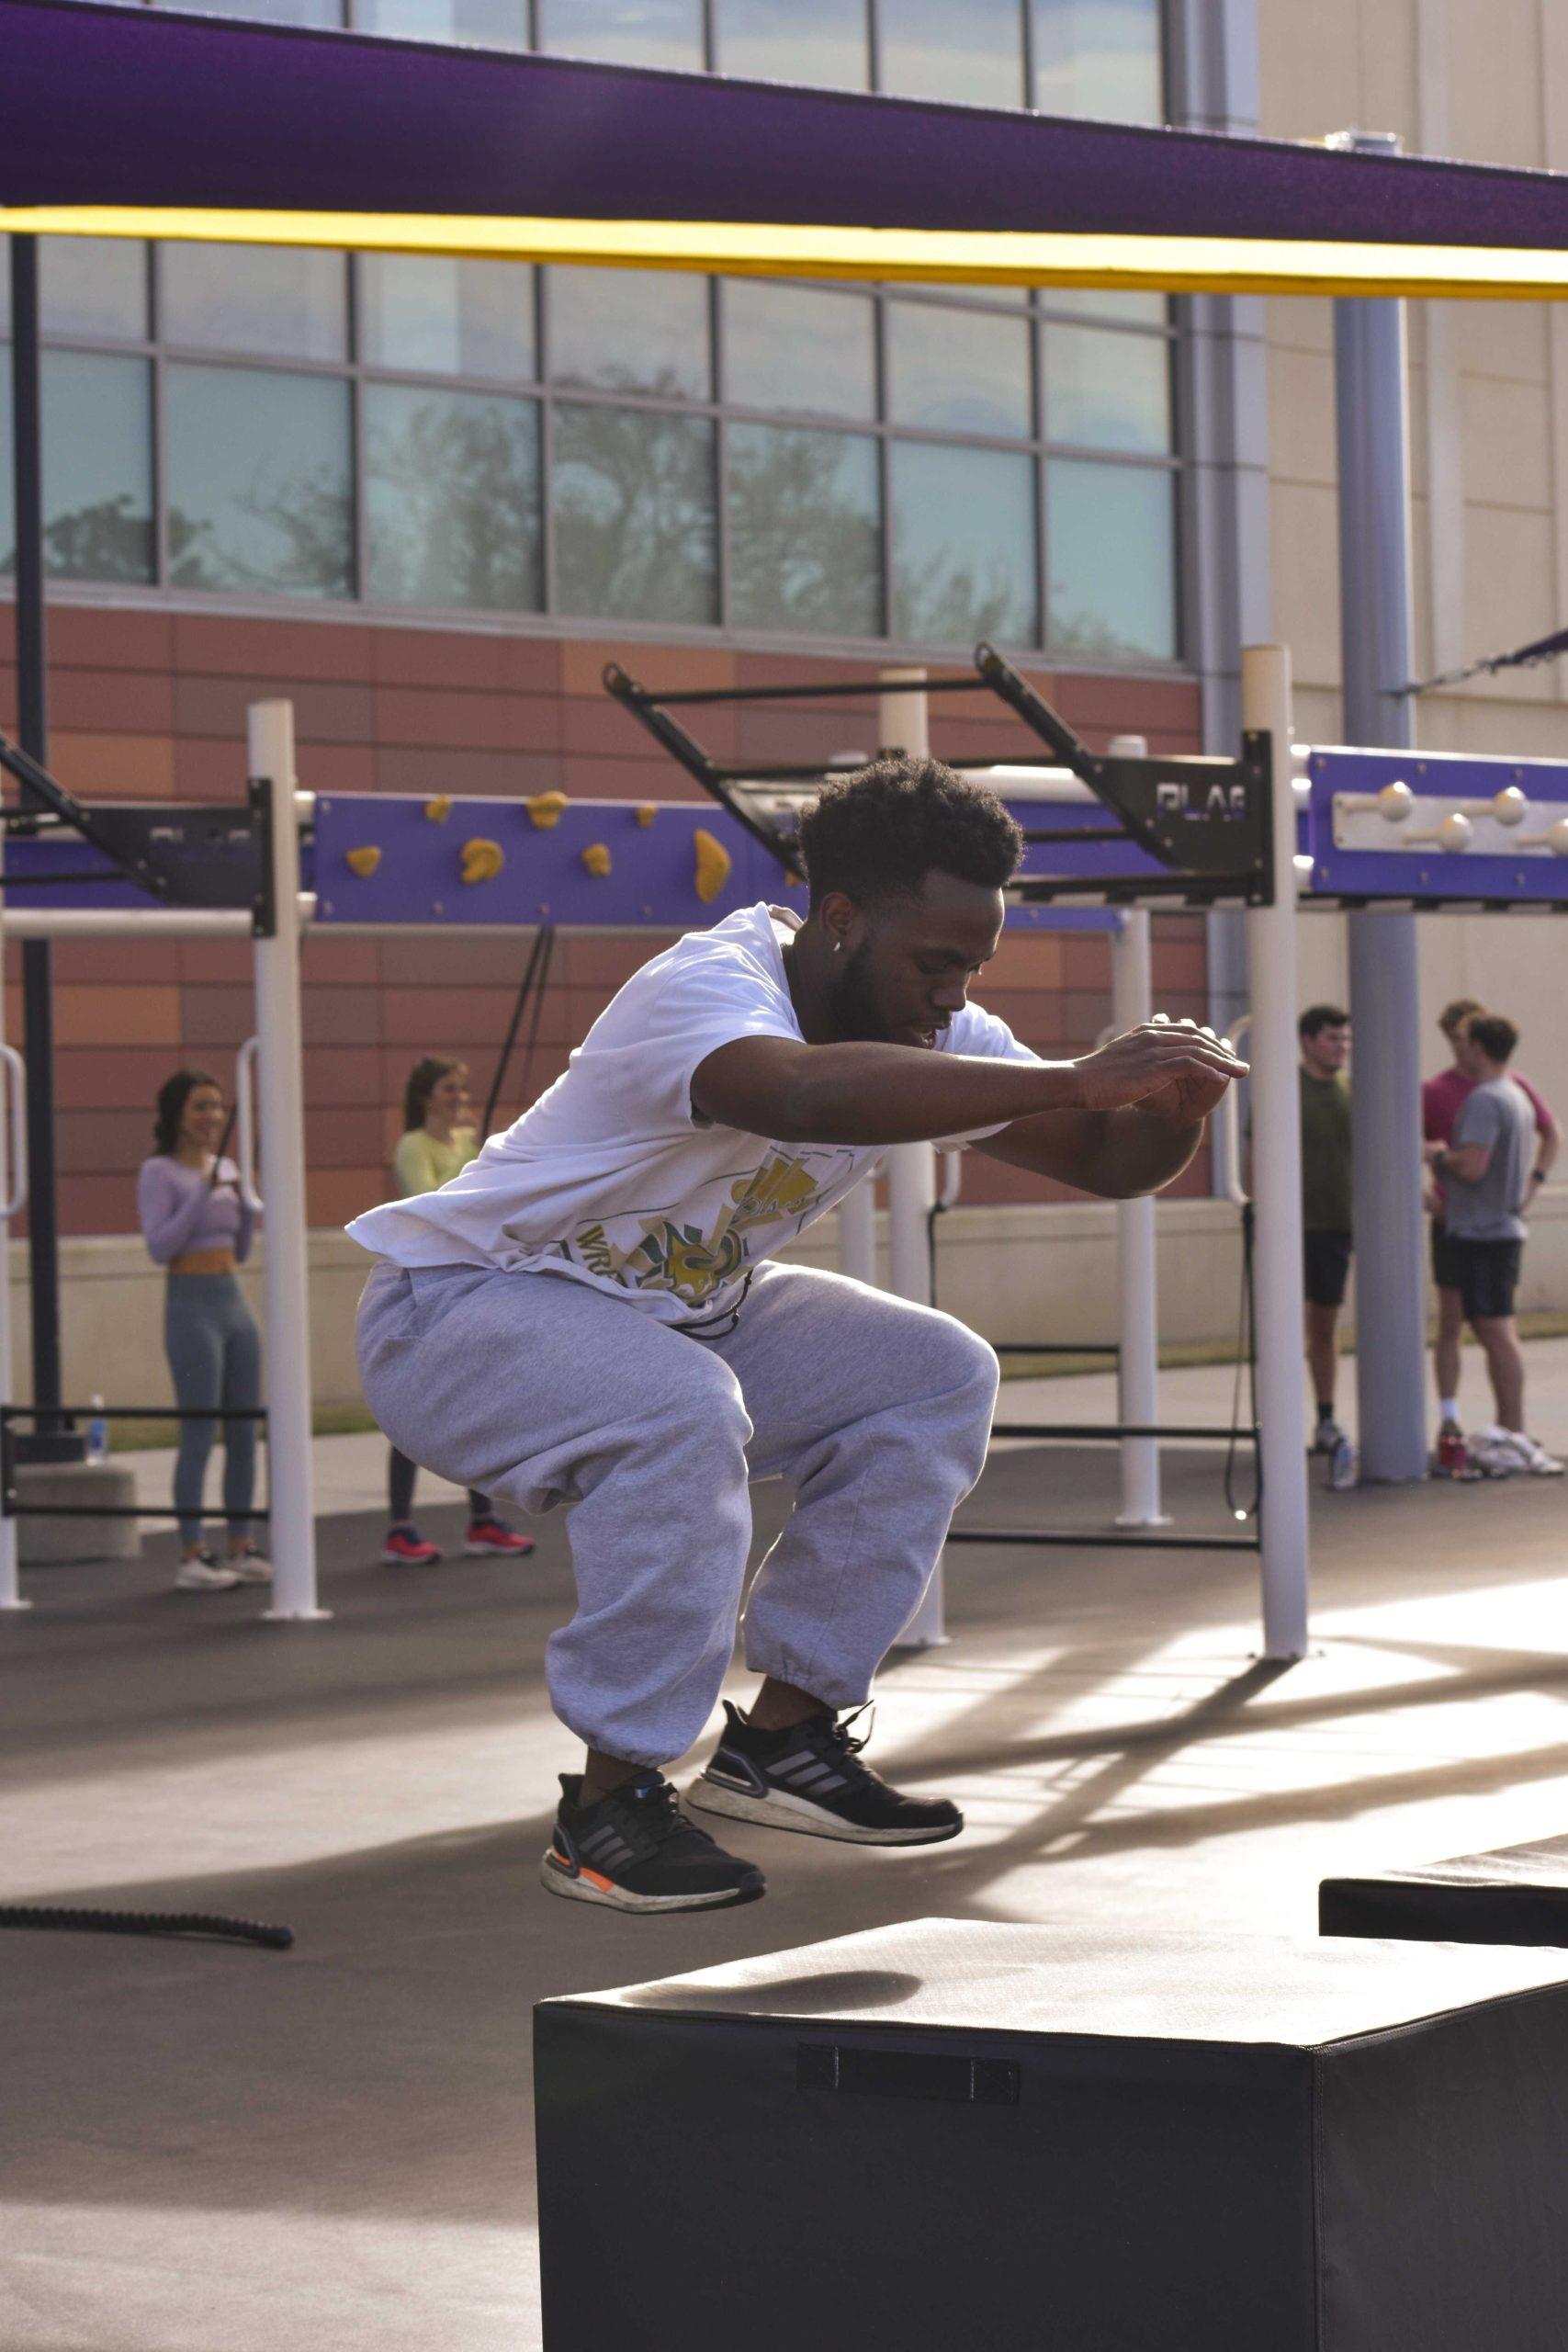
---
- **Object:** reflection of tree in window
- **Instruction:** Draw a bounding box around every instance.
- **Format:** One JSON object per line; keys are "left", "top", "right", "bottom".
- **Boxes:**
{"left": 895, "top": 539, "right": 1034, "bottom": 647}
{"left": 554, "top": 401, "right": 715, "bottom": 622}
{"left": 367, "top": 390, "right": 540, "bottom": 610}
{"left": 1047, "top": 604, "right": 1151, "bottom": 662}
{"left": 728, "top": 425, "right": 879, "bottom": 636}
{"left": 167, "top": 467, "right": 353, "bottom": 596}
{"left": 16, "top": 498, "right": 152, "bottom": 584}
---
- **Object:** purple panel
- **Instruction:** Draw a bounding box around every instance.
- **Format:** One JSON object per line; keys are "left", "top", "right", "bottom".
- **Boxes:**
{"left": 6, "top": 0, "right": 1568, "bottom": 253}
{"left": 1302, "top": 748, "right": 1568, "bottom": 905}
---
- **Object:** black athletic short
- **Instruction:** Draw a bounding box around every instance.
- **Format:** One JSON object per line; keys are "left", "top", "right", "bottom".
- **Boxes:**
{"left": 1450, "top": 1236, "right": 1523, "bottom": 1323}
{"left": 1430, "top": 1220, "right": 1462, "bottom": 1292}
{"left": 1303, "top": 1227, "right": 1353, "bottom": 1309}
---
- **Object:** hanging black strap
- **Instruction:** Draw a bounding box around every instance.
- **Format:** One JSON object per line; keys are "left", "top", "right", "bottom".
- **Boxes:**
{"left": 481, "top": 922, "right": 557, "bottom": 1138}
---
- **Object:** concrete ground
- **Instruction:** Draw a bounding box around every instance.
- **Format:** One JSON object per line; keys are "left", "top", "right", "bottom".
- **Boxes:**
{"left": 6, "top": 1346, "right": 1568, "bottom": 2349}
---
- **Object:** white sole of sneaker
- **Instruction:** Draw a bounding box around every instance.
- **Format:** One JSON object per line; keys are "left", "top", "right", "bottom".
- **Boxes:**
{"left": 687, "top": 1775, "right": 963, "bottom": 1846}
{"left": 538, "top": 1851, "right": 762, "bottom": 1912}
{"left": 461, "top": 1542, "right": 535, "bottom": 1557}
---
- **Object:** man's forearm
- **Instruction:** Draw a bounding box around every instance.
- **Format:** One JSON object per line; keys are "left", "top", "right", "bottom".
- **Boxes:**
{"left": 981, "top": 1102, "right": 1204, "bottom": 1196}
{"left": 772, "top": 1044, "right": 1089, "bottom": 1146}
{"left": 1093, "top": 1104, "right": 1206, "bottom": 1196}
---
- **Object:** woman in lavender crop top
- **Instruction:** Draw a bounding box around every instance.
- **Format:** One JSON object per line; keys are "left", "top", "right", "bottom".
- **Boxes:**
{"left": 137, "top": 1069, "right": 267, "bottom": 1593}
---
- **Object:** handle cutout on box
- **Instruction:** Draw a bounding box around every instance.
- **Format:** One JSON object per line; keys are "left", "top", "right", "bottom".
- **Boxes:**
{"left": 797, "top": 2043, "right": 1018, "bottom": 2106}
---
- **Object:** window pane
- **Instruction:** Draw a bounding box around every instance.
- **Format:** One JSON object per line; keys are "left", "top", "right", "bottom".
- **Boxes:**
{"left": 728, "top": 424, "right": 880, "bottom": 635}
{"left": 1047, "top": 458, "right": 1175, "bottom": 660}
{"left": 355, "top": 0, "right": 527, "bottom": 44}
{"left": 175, "top": 0, "right": 343, "bottom": 21}
{"left": 878, "top": 0, "right": 1025, "bottom": 107}
{"left": 40, "top": 240, "right": 148, "bottom": 341}
{"left": 890, "top": 442, "right": 1037, "bottom": 644}
{"left": 548, "top": 268, "right": 709, "bottom": 400}
{"left": 714, "top": 0, "right": 868, "bottom": 86}
{"left": 360, "top": 256, "right": 536, "bottom": 379}
{"left": 553, "top": 404, "right": 716, "bottom": 622}
{"left": 536, "top": 0, "right": 702, "bottom": 67}
{"left": 1045, "top": 323, "right": 1169, "bottom": 451}
{"left": 1043, "top": 288, "right": 1167, "bottom": 326}
{"left": 886, "top": 303, "right": 1032, "bottom": 436}
{"left": 166, "top": 364, "right": 353, "bottom": 598}
{"left": 366, "top": 384, "right": 541, "bottom": 609}
{"left": 0, "top": 353, "right": 154, "bottom": 582}
{"left": 723, "top": 282, "right": 874, "bottom": 418}
{"left": 1032, "top": 0, "right": 1164, "bottom": 123}
{"left": 160, "top": 244, "right": 347, "bottom": 362}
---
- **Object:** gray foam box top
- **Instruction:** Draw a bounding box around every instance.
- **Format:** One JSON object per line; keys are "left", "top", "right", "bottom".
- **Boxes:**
{"left": 1323, "top": 1834, "right": 1568, "bottom": 1948}
{"left": 535, "top": 1917, "right": 1568, "bottom": 2352}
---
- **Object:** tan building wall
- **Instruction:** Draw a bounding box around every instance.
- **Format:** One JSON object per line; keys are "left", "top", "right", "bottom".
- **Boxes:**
{"left": 1262, "top": 0, "right": 1568, "bottom": 1131}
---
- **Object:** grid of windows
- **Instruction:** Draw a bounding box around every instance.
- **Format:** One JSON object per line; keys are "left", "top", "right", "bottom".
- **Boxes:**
{"left": 2, "top": 0, "right": 1179, "bottom": 662}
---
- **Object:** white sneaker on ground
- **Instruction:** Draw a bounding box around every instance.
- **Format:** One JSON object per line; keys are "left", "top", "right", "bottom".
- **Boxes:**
{"left": 227, "top": 1546, "right": 274, "bottom": 1584}
{"left": 1499, "top": 1431, "right": 1566, "bottom": 1478}
{"left": 175, "top": 1551, "right": 242, "bottom": 1591}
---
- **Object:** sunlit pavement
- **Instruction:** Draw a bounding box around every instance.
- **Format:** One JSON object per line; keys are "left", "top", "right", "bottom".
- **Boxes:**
{"left": 5, "top": 1348, "right": 1568, "bottom": 2349}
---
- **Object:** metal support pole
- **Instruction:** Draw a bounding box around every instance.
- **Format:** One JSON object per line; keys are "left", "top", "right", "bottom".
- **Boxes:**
{"left": 836, "top": 1170, "right": 877, "bottom": 1286}
{"left": 9, "top": 234, "right": 72, "bottom": 1458}
{"left": 1109, "top": 888, "right": 1168, "bottom": 1529}
{"left": 1332, "top": 131, "right": 1428, "bottom": 1484}
{"left": 248, "top": 703, "right": 325, "bottom": 1622}
{"left": 0, "top": 888, "right": 28, "bottom": 1610}
{"left": 1242, "top": 645, "right": 1311, "bottom": 1659}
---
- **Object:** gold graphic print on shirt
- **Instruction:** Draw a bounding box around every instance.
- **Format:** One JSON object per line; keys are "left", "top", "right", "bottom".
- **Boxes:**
{"left": 561, "top": 1150, "right": 853, "bottom": 1307}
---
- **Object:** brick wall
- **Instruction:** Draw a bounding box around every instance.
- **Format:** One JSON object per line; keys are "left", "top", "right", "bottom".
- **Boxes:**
{"left": 1, "top": 602, "right": 1207, "bottom": 1235}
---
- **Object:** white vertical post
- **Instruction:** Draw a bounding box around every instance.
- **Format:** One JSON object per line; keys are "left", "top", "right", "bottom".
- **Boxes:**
{"left": 0, "top": 867, "right": 25, "bottom": 1609}
{"left": 1110, "top": 903, "right": 1167, "bottom": 1529}
{"left": 837, "top": 1170, "right": 877, "bottom": 1286}
{"left": 880, "top": 665, "right": 947, "bottom": 1647}
{"left": 1242, "top": 646, "right": 1311, "bottom": 1659}
{"left": 248, "top": 701, "right": 325, "bottom": 1623}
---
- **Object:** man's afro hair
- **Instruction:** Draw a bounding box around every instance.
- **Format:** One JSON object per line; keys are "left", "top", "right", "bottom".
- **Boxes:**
{"left": 795, "top": 755, "right": 1023, "bottom": 909}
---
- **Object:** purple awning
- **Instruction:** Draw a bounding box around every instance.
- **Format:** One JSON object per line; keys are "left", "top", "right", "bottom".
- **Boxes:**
{"left": 6, "top": 0, "right": 1568, "bottom": 254}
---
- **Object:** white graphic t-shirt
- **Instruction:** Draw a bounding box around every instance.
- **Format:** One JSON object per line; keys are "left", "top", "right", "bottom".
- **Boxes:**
{"left": 346, "top": 902, "right": 1042, "bottom": 1327}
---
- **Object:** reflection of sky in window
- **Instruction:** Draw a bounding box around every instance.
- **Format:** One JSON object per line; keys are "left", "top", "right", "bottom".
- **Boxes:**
{"left": 536, "top": 0, "right": 702, "bottom": 67}
{"left": 1033, "top": 0, "right": 1164, "bottom": 122}
{"left": 360, "top": 257, "right": 536, "bottom": 381}
{"left": 166, "top": 365, "right": 353, "bottom": 598}
{"left": 1048, "top": 459, "right": 1175, "bottom": 661}
{"left": 39, "top": 240, "right": 147, "bottom": 342}
{"left": 723, "top": 283, "right": 875, "bottom": 420}
{"left": 878, "top": 0, "right": 1025, "bottom": 107}
{"left": 728, "top": 424, "right": 880, "bottom": 635}
{"left": 161, "top": 246, "right": 347, "bottom": 364}
{"left": 891, "top": 442, "right": 1037, "bottom": 646}
{"left": 1045, "top": 326, "right": 1169, "bottom": 452}
{"left": 714, "top": 0, "right": 868, "bottom": 86}
{"left": 0, "top": 355, "right": 154, "bottom": 582}
{"left": 355, "top": 0, "right": 526, "bottom": 41}
{"left": 366, "top": 384, "right": 540, "bottom": 609}
{"left": 162, "top": 0, "right": 343, "bottom": 19}
{"left": 553, "top": 405, "right": 716, "bottom": 623}
{"left": 548, "top": 269, "right": 710, "bottom": 401}
{"left": 886, "top": 305, "right": 1032, "bottom": 437}
{"left": 1044, "top": 289, "right": 1168, "bottom": 328}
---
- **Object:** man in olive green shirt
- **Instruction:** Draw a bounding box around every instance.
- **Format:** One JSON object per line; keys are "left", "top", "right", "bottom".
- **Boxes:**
{"left": 1299, "top": 1004, "right": 1352, "bottom": 1453}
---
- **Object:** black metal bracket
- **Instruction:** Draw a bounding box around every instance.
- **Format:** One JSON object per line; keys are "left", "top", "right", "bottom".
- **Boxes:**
{"left": 0, "top": 730, "right": 171, "bottom": 899}
{"left": 0, "top": 734, "right": 268, "bottom": 910}
{"left": 248, "top": 776, "right": 276, "bottom": 937}
{"left": 603, "top": 644, "right": 1273, "bottom": 905}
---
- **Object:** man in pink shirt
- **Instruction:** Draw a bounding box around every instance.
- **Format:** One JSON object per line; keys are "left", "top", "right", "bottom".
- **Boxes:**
{"left": 1423, "top": 997, "right": 1558, "bottom": 1460}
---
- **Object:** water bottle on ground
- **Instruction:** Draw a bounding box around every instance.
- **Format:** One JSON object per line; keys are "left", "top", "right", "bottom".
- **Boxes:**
{"left": 86, "top": 1395, "right": 108, "bottom": 1464}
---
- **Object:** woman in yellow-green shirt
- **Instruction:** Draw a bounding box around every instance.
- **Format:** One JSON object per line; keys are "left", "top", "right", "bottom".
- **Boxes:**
{"left": 381, "top": 1057, "right": 536, "bottom": 1566}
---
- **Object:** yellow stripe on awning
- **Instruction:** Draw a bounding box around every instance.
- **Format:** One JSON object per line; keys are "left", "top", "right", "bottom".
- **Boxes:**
{"left": 5, "top": 207, "right": 1568, "bottom": 300}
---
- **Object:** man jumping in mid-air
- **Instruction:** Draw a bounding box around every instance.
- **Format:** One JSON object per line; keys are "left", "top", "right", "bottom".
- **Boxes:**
{"left": 349, "top": 757, "right": 1247, "bottom": 1916}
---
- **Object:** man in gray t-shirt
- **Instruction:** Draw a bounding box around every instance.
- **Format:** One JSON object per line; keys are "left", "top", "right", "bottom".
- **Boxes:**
{"left": 1424, "top": 1012, "right": 1562, "bottom": 1474}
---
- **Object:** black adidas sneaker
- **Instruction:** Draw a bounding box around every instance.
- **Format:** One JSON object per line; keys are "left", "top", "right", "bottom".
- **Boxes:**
{"left": 689, "top": 1702, "right": 964, "bottom": 1847}
{"left": 541, "top": 1770, "right": 765, "bottom": 1914}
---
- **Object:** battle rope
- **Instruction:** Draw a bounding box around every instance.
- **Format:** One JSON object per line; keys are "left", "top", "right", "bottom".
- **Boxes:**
{"left": 481, "top": 922, "right": 557, "bottom": 1139}
{"left": 0, "top": 1905, "right": 292, "bottom": 1949}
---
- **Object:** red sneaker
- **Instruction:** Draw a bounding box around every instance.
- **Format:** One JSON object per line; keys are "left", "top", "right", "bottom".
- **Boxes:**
{"left": 463, "top": 1517, "right": 536, "bottom": 1557}
{"left": 383, "top": 1525, "right": 442, "bottom": 1566}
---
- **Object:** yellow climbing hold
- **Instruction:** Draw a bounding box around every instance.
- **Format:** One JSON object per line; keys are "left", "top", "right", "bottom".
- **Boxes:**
{"left": 344, "top": 845, "right": 381, "bottom": 878}
{"left": 635, "top": 803, "right": 659, "bottom": 828}
{"left": 694, "top": 828, "right": 731, "bottom": 904}
{"left": 424, "top": 794, "right": 451, "bottom": 822}
{"left": 460, "top": 837, "right": 505, "bottom": 885}
{"left": 526, "top": 790, "right": 570, "bottom": 830}
{"left": 581, "top": 842, "right": 613, "bottom": 878}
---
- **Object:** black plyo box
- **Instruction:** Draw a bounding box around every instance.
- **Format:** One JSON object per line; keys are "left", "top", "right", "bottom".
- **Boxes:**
{"left": 1323, "top": 1833, "right": 1568, "bottom": 1949}
{"left": 536, "top": 1917, "right": 1568, "bottom": 2352}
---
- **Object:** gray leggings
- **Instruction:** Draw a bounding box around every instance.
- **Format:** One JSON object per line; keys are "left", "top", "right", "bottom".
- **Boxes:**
{"left": 164, "top": 1273, "right": 262, "bottom": 1545}
{"left": 357, "top": 1258, "right": 998, "bottom": 1766}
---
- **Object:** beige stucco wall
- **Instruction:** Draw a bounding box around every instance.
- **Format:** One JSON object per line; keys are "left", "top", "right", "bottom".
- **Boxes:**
{"left": 29, "top": 1191, "right": 1568, "bottom": 1417}
{"left": 1261, "top": 0, "right": 1568, "bottom": 1116}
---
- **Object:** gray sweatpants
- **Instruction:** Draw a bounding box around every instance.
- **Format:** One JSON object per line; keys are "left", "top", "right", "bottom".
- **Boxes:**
{"left": 356, "top": 1259, "right": 998, "bottom": 1766}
